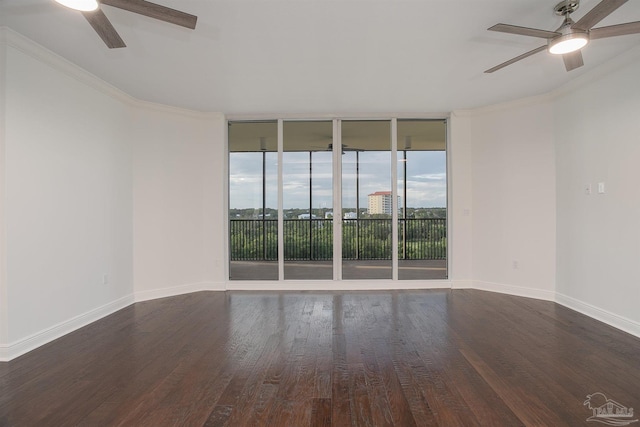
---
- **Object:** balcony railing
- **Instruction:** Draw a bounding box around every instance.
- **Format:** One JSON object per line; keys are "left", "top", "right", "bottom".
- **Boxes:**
{"left": 229, "top": 218, "right": 446, "bottom": 261}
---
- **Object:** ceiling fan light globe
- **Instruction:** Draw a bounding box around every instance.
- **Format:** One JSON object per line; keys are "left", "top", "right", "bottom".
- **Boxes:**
{"left": 548, "top": 33, "right": 589, "bottom": 55}
{"left": 54, "top": 0, "right": 99, "bottom": 12}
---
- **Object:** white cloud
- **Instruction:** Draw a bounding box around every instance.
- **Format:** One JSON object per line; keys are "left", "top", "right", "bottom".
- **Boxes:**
{"left": 230, "top": 150, "right": 446, "bottom": 209}
{"left": 412, "top": 173, "right": 446, "bottom": 181}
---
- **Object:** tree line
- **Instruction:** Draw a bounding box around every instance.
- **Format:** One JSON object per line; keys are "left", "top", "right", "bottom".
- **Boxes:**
{"left": 230, "top": 207, "right": 446, "bottom": 220}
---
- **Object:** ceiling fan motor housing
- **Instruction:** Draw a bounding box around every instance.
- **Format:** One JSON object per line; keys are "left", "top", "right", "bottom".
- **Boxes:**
{"left": 548, "top": 19, "right": 589, "bottom": 54}
{"left": 554, "top": 0, "right": 580, "bottom": 16}
{"left": 547, "top": 12, "right": 589, "bottom": 55}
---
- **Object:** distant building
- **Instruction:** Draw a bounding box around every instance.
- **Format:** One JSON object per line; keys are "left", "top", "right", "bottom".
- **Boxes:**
{"left": 324, "top": 211, "right": 333, "bottom": 219}
{"left": 343, "top": 212, "right": 357, "bottom": 220}
{"left": 367, "top": 191, "right": 399, "bottom": 215}
{"left": 297, "top": 213, "right": 318, "bottom": 219}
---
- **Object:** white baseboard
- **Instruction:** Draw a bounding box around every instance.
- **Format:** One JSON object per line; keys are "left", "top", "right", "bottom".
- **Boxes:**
{"left": 0, "top": 294, "right": 135, "bottom": 362}
{"left": 134, "top": 281, "right": 225, "bottom": 303}
{"left": 472, "top": 280, "right": 556, "bottom": 301}
{"left": 555, "top": 292, "right": 640, "bottom": 338}
{"left": 451, "top": 279, "right": 473, "bottom": 289}
{"left": 224, "top": 279, "right": 451, "bottom": 291}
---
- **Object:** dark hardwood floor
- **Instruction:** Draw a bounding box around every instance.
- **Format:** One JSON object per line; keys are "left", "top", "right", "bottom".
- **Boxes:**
{"left": 1, "top": 289, "right": 639, "bottom": 426}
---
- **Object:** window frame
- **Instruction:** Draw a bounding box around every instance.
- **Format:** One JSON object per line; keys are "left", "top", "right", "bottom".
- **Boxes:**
{"left": 226, "top": 115, "right": 449, "bottom": 284}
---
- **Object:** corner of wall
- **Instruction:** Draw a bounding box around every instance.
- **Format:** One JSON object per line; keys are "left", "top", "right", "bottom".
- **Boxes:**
{"left": 0, "top": 27, "right": 8, "bottom": 349}
{"left": 552, "top": 48, "right": 640, "bottom": 339}
{"left": 131, "top": 105, "right": 226, "bottom": 298}
{"left": 133, "top": 281, "right": 225, "bottom": 304}
{"left": 451, "top": 280, "right": 473, "bottom": 289}
{"left": 472, "top": 280, "right": 555, "bottom": 302}
{"left": 448, "top": 112, "right": 473, "bottom": 283}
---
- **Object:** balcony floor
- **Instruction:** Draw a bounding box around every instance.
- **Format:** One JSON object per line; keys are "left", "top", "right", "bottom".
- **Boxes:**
{"left": 229, "top": 259, "right": 447, "bottom": 281}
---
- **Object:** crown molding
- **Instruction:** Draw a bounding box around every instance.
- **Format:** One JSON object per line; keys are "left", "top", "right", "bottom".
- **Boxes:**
{"left": 550, "top": 43, "right": 640, "bottom": 101}
{"left": 1, "top": 27, "right": 131, "bottom": 104}
{"left": 453, "top": 91, "right": 554, "bottom": 117}
{"left": 0, "top": 27, "right": 222, "bottom": 121}
{"left": 453, "top": 44, "right": 640, "bottom": 118}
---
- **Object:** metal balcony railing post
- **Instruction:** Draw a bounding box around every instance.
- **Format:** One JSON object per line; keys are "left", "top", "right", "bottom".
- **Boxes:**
{"left": 230, "top": 217, "right": 446, "bottom": 262}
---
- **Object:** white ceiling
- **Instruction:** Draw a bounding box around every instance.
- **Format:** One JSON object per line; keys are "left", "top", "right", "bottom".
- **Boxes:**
{"left": 2, "top": 0, "right": 640, "bottom": 114}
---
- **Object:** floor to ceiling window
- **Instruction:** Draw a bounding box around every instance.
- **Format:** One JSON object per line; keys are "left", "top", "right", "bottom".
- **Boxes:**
{"left": 397, "top": 120, "right": 447, "bottom": 280}
{"left": 341, "top": 120, "right": 392, "bottom": 280}
{"left": 283, "top": 121, "right": 334, "bottom": 280}
{"left": 228, "top": 118, "right": 447, "bottom": 281}
{"left": 228, "top": 121, "right": 278, "bottom": 280}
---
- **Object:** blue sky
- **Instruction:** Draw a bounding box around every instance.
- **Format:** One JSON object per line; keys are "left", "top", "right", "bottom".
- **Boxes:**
{"left": 229, "top": 150, "right": 446, "bottom": 210}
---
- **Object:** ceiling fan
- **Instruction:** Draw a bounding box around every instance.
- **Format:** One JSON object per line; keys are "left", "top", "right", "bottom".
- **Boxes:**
{"left": 485, "top": 0, "right": 640, "bottom": 73}
{"left": 53, "top": 0, "right": 197, "bottom": 48}
{"left": 306, "top": 143, "right": 364, "bottom": 154}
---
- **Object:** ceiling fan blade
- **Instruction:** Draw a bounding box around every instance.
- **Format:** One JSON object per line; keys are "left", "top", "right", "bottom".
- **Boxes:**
{"left": 484, "top": 45, "right": 547, "bottom": 73}
{"left": 101, "top": 0, "right": 197, "bottom": 29}
{"left": 563, "top": 51, "right": 584, "bottom": 71}
{"left": 590, "top": 21, "right": 640, "bottom": 39}
{"left": 488, "top": 24, "right": 560, "bottom": 39}
{"left": 83, "top": 9, "right": 126, "bottom": 48}
{"left": 573, "top": 0, "right": 628, "bottom": 31}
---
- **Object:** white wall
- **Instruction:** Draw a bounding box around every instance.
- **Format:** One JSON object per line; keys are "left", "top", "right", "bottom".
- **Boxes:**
{"left": 0, "top": 31, "right": 228, "bottom": 360}
{"left": 466, "top": 98, "right": 557, "bottom": 299}
{"left": 2, "top": 42, "right": 133, "bottom": 356}
{"left": 132, "top": 106, "right": 226, "bottom": 300}
{"left": 0, "top": 31, "right": 229, "bottom": 360}
{"left": 555, "top": 52, "right": 640, "bottom": 336}
{"left": 448, "top": 113, "right": 473, "bottom": 287}
{"left": 0, "top": 33, "right": 8, "bottom": 348}
{"left": 450, "top": 98, "right": 557, "bottom": 300}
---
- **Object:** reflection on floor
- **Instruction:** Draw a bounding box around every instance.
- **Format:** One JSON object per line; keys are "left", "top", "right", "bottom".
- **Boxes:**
{"left": 229, "top": 260, "right": 447, "bottom": 280}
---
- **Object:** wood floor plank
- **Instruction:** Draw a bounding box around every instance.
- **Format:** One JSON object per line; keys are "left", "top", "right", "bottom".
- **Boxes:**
{"left": 203, "top": 405, "right": 233, "bottom": 427}
{"left": 310, "top": 397, "right": 332, "bottom": 427}
{"left": 374, "top": 344, "right": 423, "bottom": 426}
{"left": 360, "top": 346, "right": 394, "bottom": 426}
{"left": 331, "top": 332, "right": 353, "bottom": 425}
{"left": 1, "top": 290, "right": 639, "bottom": 426}
{"left": 236, "top": 383, "right": 278, "bottom": 427}
{"left": 223, "top": 334, "right": 283, "bottom": 426}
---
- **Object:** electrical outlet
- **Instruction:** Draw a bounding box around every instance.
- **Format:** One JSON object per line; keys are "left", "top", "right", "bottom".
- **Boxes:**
{"left": 512, "top": 260, "right": 519, "bottom": 270}
{"left": 102, "top": 274, "right": 109, "bottom": 285}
